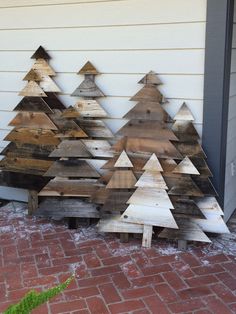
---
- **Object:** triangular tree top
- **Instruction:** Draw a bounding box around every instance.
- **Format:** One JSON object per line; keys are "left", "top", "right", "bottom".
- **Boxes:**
{"left": 130, "top": 85, "right": 164, "bottom": 103}
{"left": 173, "top": 157, "right": 200, "bottom": 175}
{"left": 31, "top": 46, "right": 51, "bottom": 60}
{"left": 174, "top": 102, "right": 194, "bottom": 121}
{"left": 114, "top": 151, "right": 133, "bottom": 168}
{"left": 138, "top": 71, "right": 162, "bottom": 85}
{"left": 23, "top": 69, "right": 41, "bottom": 81}
{"left": 78, "top": 61, "right": 99, "bottom": 75}
{"left": 19, "top": 81, "right": 47, "bottom": 97}
{"left": 143, "top": 154, "right": 163, "bottom": 172}
{"left": 71, "top": 78, "right": 104, "bottom": 98}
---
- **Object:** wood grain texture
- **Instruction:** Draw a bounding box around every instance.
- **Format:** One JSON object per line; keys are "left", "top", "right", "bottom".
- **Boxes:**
{"left": 102, "top": 190, "right": 133, "bottom": 212}
{"left": 112, "top": 137, "right": 183, "bottom": 159}
{"left": 142, "top": 225, "right": 153, "bottom": 248}
{"left": 39, "top": 74, "right": 61, "bottom": 93}
{"left": 173, "top": 157, "right": 200, "bottom": 175}
{"left": 170, "top": 196, "right": 205, "bottom": 218}
{"left": 174, "top": 102, "right": 194, "bottom": 121}
{"left": 44, "top": 93, "right": 66, "bottom": 110}
{"left": 23, "top": 69, "right": 41, "bottom": 81}
{"left": 138, "top": 71, "right": 162, "bottom": 85}
{"left": 106, "top": 170, "right": 137, "bottom": 189}
{"left": 37, "top": 198, "right": 100, "bottom": 218}
{"left": 114, "top": 150, "right": 133, "bottom": 168}
{"left": 19, "top": 81, "right": 47, "bottom": 97}
{"left": 123, "top": 101, "right": 172, "bottom": 122}
{"left": 1, "top": 142, "right": 55, "bottom": 159}
{"left": 49, "top": 140, "right": 91, "bottom": 157}
{"left": 32, "top": 58, "right": 56, "bottom": 76}
{"left": 71, "top": 77, "right": 104, "bottom": 98}
{"left": 120, "top": 204, "right": 178, "bottom": 228}
{"left": 159, "top": 218, "right": 211, "bottom": 243}
{"left": 78, "top": 119, "right": 113, "bottom": 138}
{"left": 194, "top": 196, "right": 224, "bottom": 216}
{"left": 143, "top": 154, "right": 163, "bottom": 171}
{"left": 173, "top": 142, "right": 206, "bottom": 158}
{"left": 78, "top": 61, "right": 99, "bottom": 75}
{"left": 0, "top": 157, "right": 53, "bottom": 175}
{"left": 135, "top": 171, "right": 168, "bottom": 189}
{"left": 13, "top": 96, "right": 54, "bottom": 113}
{"left": 117, "top": 120, "right": 178, "bottom": 141}
{"left": 39, "top": 178, "right": 98, "bottom": 197}
{"left": 44, "top": 159, "right": 100, "bottom": 178}
{"left": 91, "top": 186, "right": 109, "bottom": 205}
{"left": 172, "top": 120, "right": 199, "bottom": 142}
{"left": 191, "top": 158, "right": 213, "bottom": 177}
{"left": 5, "top": 128, "right": 60, "bottom": 145}
{"left": 191, "top": 215, "right": 230, "bottom": 234}
{"left": 9, "top": 112, "right": 58, "bottom": 130}
{"left": 193, "top": 177, "right": 218, "bottom": 196}
{"left": 82, "top": 139, "right": 113, "bottom": 158}
{"left": 102, "top": 153, "right": 148, "bottom": 171}
{"left": 98, "top": 215, "right": 143, "bottom": 234}
{"left": 74, "top": 99, "right": 108, "bottom": 118}
{"left": 165, "top": 175, "right": 204, "bottom": 197}
{"left": 130, "top": 85, "right": 164, "bottom": 102}
{"left": 60, "top": 106, "right": 80, "bottom": 118}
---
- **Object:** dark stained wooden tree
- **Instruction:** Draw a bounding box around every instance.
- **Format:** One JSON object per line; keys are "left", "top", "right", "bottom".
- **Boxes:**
{"left": 0, "top": 46, "right": 66, "bottom": 213}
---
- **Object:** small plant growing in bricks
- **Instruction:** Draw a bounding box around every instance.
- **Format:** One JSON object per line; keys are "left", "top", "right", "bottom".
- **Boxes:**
{"left": 3, "top": 275, "right": 74, "bottom": 314}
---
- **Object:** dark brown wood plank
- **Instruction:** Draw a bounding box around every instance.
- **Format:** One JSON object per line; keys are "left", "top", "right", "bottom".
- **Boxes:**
{"left": 138, "top": 71, "right": 162, "bottom": 85}
{"left": 44, "top": 93, "right": 66, "bottom": 110}
{"left": 117, "top": 120, "right": 178, "bottom": 141}
{"left": 102, "top": 191, "right": 133, "bottom": 212}
{"left": 44, "top": 160, "right": 100, "bottom": 178}
{"left": 0, "top": 157, "right": 53, "bottom": 176}
{"left": 173, "top": 142, "right": 207, "bottom": 159}
{"left": 78, "top": 61, "right": 99, "bottom": 75}
{"left": 130, "top": 85, "right": 164, "bottom": 102}
{"left": 5, "top": 128, "right": 60, "bottom": 146}
{"left": 1, "top": 142, "right": 56, "bottom": 159}
{"left": 190, "top": 158, "right": 213, "bottom": 177}
{"left": 31, "top": 46, "right": 51, "bottom": 60}
{"left": 192, "top": 177, "right": 218, "bottom": 196}
{"left": 170, "top": 196, "right": 206, "bottom": 218}
{"left": 164, "top": 175, "right": 204, "bottom": 197}
{"left": 172, "top": 121, "right": 200, "bottom": 142}
{"left": 13, "top": 97, "right": 54, "bottom": 113}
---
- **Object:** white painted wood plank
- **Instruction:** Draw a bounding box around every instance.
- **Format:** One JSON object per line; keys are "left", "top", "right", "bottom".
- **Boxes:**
{"left": 0, "top": 24, "right": 206, "bottom": 50}
{"left": 0, "top": 0, "right": 206, "bottom": 28}
{"left": 0, "top": 50, "right": 205, "bottom": 74}
{"left": 0, "top": 73, "right": 204, "bottom": 99}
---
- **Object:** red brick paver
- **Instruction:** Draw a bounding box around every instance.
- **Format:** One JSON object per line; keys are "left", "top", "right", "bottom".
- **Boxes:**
{"left": 0, "top": 202, "right": 236, "bottom": 314}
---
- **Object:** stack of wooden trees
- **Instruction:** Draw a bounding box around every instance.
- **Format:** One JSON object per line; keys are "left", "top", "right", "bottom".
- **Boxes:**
{"left": 0, "top": 46, "right": 66, "bottom": 213}
{"left": 97, "top": 71, "right": 229, "bottom": 248}
{"left": 38, "top": 62, "right": 113, "bottom": 227}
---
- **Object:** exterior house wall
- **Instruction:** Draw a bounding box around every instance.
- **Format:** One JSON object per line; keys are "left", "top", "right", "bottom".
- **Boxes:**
{"left": 0, "top": 0, "right": 207, "bottom": 201}
{"left": 225, "top": 4, "right": 236, "bottom": 221}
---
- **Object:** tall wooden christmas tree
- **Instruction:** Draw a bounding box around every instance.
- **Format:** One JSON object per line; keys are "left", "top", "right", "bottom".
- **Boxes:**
{"left": 0, "top": 46, "right": 66, "bottom": 213}
{"left": 159, "top": 103, "right": 229, "bottom": 247}
{"left": 38, "top": 62, "right": 112, "bottom": 227}
{"left": 97, "top": 71, "right": 180, "bottom": 246}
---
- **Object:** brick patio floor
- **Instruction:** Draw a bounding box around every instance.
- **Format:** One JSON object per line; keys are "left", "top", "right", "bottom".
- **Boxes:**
{"left": 0, "top": 202, "right": 236, "bottom": 314}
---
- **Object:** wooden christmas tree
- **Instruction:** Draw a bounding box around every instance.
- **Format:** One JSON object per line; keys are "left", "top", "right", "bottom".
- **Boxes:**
{"left": 0, "top": 46, "right": 66, "bottom": 213}
{"left": 159, "top": 103, "right": 229, "bottom": 247}
{"left": 37, "top": 62, "right": 112, "bottom": 227}
{"left": 97, "top": 71, "right": 180, "bottom": 246}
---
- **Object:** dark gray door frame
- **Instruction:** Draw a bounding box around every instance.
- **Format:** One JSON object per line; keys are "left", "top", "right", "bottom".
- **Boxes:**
{"left": 203, "top": 0, "right": 234, "bottom": 208}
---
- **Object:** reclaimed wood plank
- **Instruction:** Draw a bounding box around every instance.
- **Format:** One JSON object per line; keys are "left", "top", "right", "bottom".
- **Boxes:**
{"left": 75, "top": 99, "right": 108, "bottom": 118}
{"left": 14, "top": 96, "right": 54, "bottom": 113}
{"left": 82, "top": 139, "right": 113, "bottom": 158}
{"left": 19, "top": 81, "right": 47, "bottom": 97}
{"left": 142, "top": 225, "right": 153, "bottom": 248}
{"left": 106, "top": 170, "right": 137, "bottom": 189}
{"left": 78, "top": 119, "right": 113, "bottom": 138}
{"left": 9, "top": 112, "right": 58, "bottom": 130}
{"left": 71, "top": 77, "right": 104, "bottom": 98}
{"left": 49, "top": 140, "right": 91, "bottom": 157}
{"left": 173, "top": 157, "right": 200, "bottom": 175}
{"left": 98, "top": 215, "right": 143, "bottom": 234}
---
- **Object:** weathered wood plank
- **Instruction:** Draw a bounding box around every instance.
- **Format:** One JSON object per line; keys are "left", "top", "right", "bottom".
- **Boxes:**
{"left": 32, "top": 58, "right": 56, "bottom": 76}
{"left": 174, "top": 102, "right": 194, "bottom": 121}
{"left": 5, "top": 128, "right": 60, "bottom": 146}
{"left": 44, "top": 160, "right": 100, "bottom": 178}
{"left": 39, "top": 75, "right": 61, "bottom": 93}
{"left": 172, "top": 120, "right": 199, "bottom": 142}
{"left": 28, "top": 190, "right": 38, "bottom": 215}
{"left": 49, "top": 140, "right": 91, "bottom": 157}
{"left": 170, "top": 196, "right": 205, "bottom": 218}
{"left": 130, "top": 85, "right": 164, "bottom": 102}
{"left": 78, "top": 61, "right": 99, "bottom": 75}
{"left": 112, "top": 137, "right": 182, "bottom": 159}
{"left": 102, "top": 190, "right": 133, "bottom": 212}
{"left": 0, "top": 157, "right": 53, "bottom": 175}
{"left": 135, "top": 171, "right": 168, "bottom": 189}
{"left": 117, "top": 120, "right": 178, "bottom": 141}
{"left": 123, "top": 101, "right": 172, "bottom": 122}
{"left": 44, "top": 93, "right": 66, "bottom": 110}
{"left": 173, "top": 142, "right": 206, "bottom": 158}
{"left": 9, "top": 112, "right": 58, "bottom": 130}
{"left": 14, "top": 96, "right": 54, "bottom": 113}
{"left": 142, "top": 225, "right": 153, "bottom": 248}
{"left": 114, "top": 151, "right": 133, "bottom": 168}
{"left": 102, "top": 154, "right": 148, "bottom": 171}
{"left": 106, "top": 170, "right": 137, "bottom": 189}
{"left": 82, "top": 139, "right": 113, "bottom": 158}
{"left": 165, "top": 175, "right": 204, "bottom": 197}
{"left": 173, "top": 157, "right": 200, "bottom": 175}
{"left": 97, "top": 215, "right": 143, "bottom": 234}
{"left": 19, "top": 81, "right": 47, "bottom": 97}
{"left": 121, "top": 205, "right": 178, "bottom": 228}
{"left": 39, "top": 178, "right": 99, "bottom": 197}
{"left": 139, "top": 71, "right": 162, "bottom": 85}
{"left": 1, "top": 142, "right": 55, "bottom": 159}
{"left": 159, "top": 218, "right": 211, "bottom": 243}
{"left": 31, "top": 46, "right": 51, "bottom": 60}
{"left": 75, "top": 100, "right": 108, "bottom": 118}
{"left": 190, "top": 158, "right": 213, "bottom": 177}
{"left": 193, "top": 177, "right": 218, "bottom": 196}
{"left": 78, "top": 119, "right": 113, "bottom": 138}
{"left": 71, "top": 77, "right": 104, "bottom": 98}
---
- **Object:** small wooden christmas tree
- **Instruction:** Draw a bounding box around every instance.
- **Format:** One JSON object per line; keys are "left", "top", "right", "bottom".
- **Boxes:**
{"left": 0, "top": 46, "right": 66, "bottom": 213}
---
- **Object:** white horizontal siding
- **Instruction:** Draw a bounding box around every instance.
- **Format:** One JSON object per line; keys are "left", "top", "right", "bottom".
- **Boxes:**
{"left": 0, "top": 0, "right": 206, "bottom": 200}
